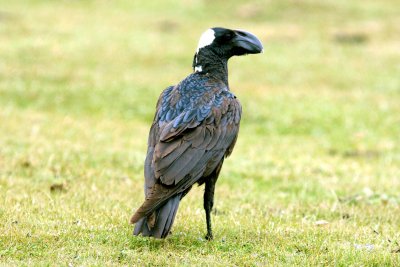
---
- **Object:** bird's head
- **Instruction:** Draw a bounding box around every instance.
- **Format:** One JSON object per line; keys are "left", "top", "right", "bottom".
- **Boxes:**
{"left": 193, "top": 27, "right": 263, "bottom": 74}
{"left": 196, "top": 27, "right": 263, "bottom": 58}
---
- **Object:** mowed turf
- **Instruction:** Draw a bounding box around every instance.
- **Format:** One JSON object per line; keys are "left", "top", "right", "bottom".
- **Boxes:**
{"left": 1, "top": 0, "right": 399, "bottom": 265}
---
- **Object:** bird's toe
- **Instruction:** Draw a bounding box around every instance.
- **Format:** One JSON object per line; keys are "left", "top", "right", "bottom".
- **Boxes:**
{"left": 205, "top": 233, "right": 213, "bottom": 241}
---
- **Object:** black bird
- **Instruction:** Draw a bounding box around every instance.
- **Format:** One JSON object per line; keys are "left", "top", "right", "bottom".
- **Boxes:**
{"left": 130, "top": 27, "right": 263, "bottom": 239}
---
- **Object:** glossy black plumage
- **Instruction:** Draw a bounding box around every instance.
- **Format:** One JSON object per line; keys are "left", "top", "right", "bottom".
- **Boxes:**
{"left": 130, "top": 27, "right": 263, "bottom": 239}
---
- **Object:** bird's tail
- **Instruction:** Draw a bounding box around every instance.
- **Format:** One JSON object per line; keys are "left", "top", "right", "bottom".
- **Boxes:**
{"left": 132, "top": 194, "right": 181, "bottom": 238}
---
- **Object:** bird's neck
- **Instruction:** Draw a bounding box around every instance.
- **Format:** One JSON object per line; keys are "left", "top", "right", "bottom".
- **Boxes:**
{"left": 193, "top": 49, "right": 229, "bottom": 86}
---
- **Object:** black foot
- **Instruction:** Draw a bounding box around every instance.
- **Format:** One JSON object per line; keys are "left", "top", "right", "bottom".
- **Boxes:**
{"left": 205, "top": 233, "right": 213, "bottom": 241}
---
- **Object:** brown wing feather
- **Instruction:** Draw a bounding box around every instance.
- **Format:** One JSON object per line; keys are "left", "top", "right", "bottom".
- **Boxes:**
{"left": 131, "top": 92, "right": 241, "bottom": 223}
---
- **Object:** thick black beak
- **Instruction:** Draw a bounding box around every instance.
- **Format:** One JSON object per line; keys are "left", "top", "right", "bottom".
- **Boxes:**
{"left": 232, "top": 30, "right": 263, "bottom": 55}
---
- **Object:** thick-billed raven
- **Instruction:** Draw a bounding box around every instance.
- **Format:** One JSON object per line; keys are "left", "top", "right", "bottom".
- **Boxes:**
{"left": 130, "top": 27, "right": 263, "bottom": 239}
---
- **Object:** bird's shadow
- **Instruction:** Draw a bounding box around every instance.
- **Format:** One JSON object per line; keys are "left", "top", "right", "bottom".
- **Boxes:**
{"left": 127, "top": 232, "right": 213, "bottom": 251}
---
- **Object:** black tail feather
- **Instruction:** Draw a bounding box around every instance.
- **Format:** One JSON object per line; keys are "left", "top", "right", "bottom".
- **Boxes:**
{"left": 133, "top": 194, "right": 181, "bottom": 238}
{"left": 162, "top": 195, "right": 180, "bottom": 238}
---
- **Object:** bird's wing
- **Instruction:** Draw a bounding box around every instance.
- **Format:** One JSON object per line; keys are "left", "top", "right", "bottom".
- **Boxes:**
{"left": 131, "top": 80, "right": 241, "bottom": 223}
{"left": 153, "top": 82, "right": 241, "bottom": 186}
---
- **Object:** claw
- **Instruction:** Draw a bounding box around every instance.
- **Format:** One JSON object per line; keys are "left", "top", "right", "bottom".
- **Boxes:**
{"left": 205, "top": 233, "right": 213, "bottom": 241}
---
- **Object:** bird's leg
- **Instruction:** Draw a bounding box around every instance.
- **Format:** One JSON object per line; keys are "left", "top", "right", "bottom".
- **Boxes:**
{"left": 204, "top": 174, "right": 217, "bottom": 240}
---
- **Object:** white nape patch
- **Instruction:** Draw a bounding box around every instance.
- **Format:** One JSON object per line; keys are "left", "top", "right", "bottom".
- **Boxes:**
{"left": 194, "top": 65, "right": 202, "bottom": 72}
{"left": 196, "top": 29, "right": 215, "bottom": 53}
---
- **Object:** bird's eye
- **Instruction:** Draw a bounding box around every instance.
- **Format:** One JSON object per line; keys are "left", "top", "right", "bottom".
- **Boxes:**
{"left": 223, "top": 32, "right": 234, "bottom": 41}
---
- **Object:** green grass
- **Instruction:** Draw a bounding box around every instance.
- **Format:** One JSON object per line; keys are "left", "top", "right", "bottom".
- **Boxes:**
{"left": 1, "top": 0, "right": 400, "bottom": 265}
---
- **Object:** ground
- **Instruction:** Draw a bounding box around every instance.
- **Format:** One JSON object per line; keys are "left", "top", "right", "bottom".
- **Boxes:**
{"left": 0, "top": 0, "right": 399, "bottom": 266}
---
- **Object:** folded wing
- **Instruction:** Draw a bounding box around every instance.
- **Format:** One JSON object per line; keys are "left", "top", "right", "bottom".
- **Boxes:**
{"left": 130, "top": 80, "right": 241, "bottom": 223}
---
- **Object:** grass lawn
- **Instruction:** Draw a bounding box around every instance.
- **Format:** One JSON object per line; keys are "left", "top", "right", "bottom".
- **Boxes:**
{"left": 1, "top": 0, "right": 399, "bottom": 265}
